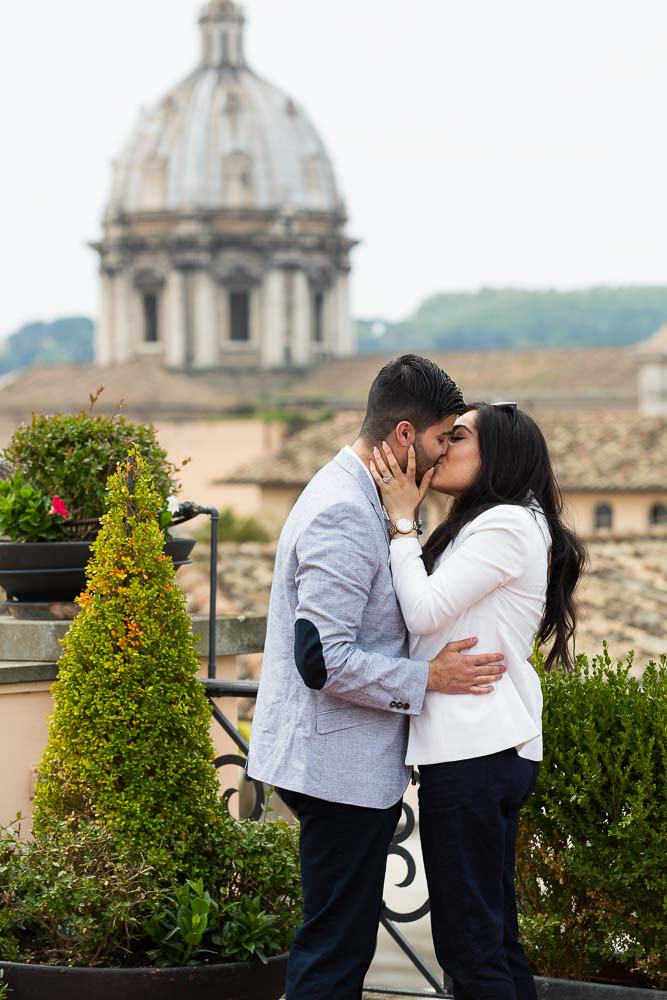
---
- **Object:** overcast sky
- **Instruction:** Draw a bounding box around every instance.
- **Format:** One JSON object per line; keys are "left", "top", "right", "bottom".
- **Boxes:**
{"left": 1, "top": 0, "right": 667, "bottom": 338}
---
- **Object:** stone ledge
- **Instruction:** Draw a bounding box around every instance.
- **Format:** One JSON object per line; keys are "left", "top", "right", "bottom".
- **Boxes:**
{"left": 0, "top": 661, "right": 57, "bottom": 685}
{"left": 191, "top": 614, "right": 266, "bottom": 655}
{"left": 0, "top": 614, "right": 267, "bottom": 671}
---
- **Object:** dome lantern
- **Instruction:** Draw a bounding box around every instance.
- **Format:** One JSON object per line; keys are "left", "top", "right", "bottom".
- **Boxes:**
{"left": 199, "top": 0, "right": 246, "bottom": 69}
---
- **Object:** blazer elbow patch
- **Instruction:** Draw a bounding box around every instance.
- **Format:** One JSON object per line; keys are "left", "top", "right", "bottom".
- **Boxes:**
{"left": 294, "top": 618, "right": 327, "bottom": 690}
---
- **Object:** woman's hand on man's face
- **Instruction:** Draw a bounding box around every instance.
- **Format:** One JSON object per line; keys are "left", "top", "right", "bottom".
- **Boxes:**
{"left": 369, "top": 441, "right": 434, "bottom": 519}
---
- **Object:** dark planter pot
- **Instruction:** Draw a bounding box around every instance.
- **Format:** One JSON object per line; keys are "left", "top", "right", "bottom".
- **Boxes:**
{"left": 0, "top": 538, "right": 195, "bottom": 603}
{"left": 0, "top": 954, "right": 288, "bottom": 1000}
{"left": 535, "top": 977, "right": 667, "bottom": 999}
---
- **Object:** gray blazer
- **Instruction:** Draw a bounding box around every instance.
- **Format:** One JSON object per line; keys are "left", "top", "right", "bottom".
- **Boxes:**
{"left": 247, "top": 447, "right": 430, "bottom": 809}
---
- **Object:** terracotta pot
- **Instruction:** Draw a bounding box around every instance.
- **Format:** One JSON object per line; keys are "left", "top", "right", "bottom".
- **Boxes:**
{"left": 0, "top": 538, "right": 195, "bottom": 603}
{"left": 0, "top": 954, "right": 287, "bottom": 1000}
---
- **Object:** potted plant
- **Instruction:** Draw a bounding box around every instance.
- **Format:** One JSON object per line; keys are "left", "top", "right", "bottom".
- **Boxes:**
{"left": 0, "top": 452, "right": 301, "bottom": 999}
{"left": 518, "top": 646, "right": 667, "bottom": 996}
{"left": 0, "top": 389, "right": 193, "bottom": 604}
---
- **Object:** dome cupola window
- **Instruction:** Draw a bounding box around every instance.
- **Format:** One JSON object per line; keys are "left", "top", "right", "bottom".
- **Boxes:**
{"left": 222, "top": 152, "right": 254, "bottom": 207}
{"left": 224, "top": 91, "right": 242, "bottom": 116}
{"left": 304, "top": 154, "right": 324, "bottom": 203}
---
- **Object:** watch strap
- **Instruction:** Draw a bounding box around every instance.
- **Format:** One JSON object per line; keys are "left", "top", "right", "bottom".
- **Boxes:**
{"left": 389, "top": 519, "right": 419, "bottom": 538}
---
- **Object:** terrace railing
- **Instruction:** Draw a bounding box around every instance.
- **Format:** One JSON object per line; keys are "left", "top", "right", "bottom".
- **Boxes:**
{"left": 203, "top": 674, "right": 451, "bottom": 998}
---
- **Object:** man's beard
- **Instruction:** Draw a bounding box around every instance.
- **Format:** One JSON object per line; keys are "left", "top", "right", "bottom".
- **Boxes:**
{"left": 413, "top": 439, "right": 437, "bottom": 486}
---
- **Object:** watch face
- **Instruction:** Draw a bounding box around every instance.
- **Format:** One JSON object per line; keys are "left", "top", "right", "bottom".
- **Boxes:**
{"left": 396, "top": 518, "right": 413, "bottom": 533}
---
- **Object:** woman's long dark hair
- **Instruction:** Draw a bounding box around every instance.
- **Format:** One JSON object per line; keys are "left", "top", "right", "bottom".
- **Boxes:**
{"left": 421, "top": 403, "right": 587, "bottom": 670}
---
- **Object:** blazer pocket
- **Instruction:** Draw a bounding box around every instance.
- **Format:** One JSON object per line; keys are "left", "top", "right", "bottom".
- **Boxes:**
{"left": 316, "top": 706, "right": 379, "bottom": 734}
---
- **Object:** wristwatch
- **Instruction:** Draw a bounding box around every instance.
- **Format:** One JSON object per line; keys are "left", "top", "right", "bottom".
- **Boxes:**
{"left": 389, "top": 517, "right": 419, "bottom": 538}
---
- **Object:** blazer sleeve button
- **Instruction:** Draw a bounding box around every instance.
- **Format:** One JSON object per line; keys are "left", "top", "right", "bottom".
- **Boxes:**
{"left": 403, "top": 703, "right": 410, "bottom": 710}
{"left": 390, "top": 700, "right": 397, "bottom": 708}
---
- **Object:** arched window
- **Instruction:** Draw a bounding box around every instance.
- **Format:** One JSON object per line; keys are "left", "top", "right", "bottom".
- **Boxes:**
{"left": 313, "top": 291, "right": 325, "bottom": 343}
{"left": 650, "top": 502, "right": 667, "bottom": 527}
{"left": 594, "top": 503, "right": 613, "bottom": 530}
{"left": 230, "top": 290, "right": 250, "bottom": 342}
{"left": 143, "top": 292, "right": 159, "bottom": 343}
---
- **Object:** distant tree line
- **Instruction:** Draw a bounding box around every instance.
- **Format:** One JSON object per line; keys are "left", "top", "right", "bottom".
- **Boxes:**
{"left": 357, "top": 287, "right": 667, "bottom": 354}
{"left": 3, "top": 287, "right": 667, "bottom": 374}
{"left": 0, "top": 317, "right": 94, "bottom": 375}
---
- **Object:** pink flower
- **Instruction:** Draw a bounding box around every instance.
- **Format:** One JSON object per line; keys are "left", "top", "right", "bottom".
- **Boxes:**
{"left": 49, "top": 496, "right": 69, "bottom": 519}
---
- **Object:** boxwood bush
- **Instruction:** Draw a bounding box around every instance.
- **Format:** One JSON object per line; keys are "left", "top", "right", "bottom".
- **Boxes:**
{"left": 31, "top": 449, "right": 222, "bottom": 867}
{"left": 517, "top": 646, "right": 667, "bottom": 988}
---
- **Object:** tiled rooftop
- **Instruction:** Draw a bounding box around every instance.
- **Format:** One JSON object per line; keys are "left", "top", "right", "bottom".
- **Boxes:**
{"left": 0, "top": 360, "right": 299, "bottom": 423}
{"left": 0, "top": 345, "right": 638, "bottom": 425}
{"left": 185, "top": 536, "right": 667, "bottom": 672}
{"left": 271, "top": 346, "right": 638, "bottom": 407}
{"left": 227, "top": 409, "right": 667, "bottom": 493}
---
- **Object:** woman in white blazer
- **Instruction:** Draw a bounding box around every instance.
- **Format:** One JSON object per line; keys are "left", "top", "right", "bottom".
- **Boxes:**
{"left": 370, "top": 402, "right": 586, "bottom": 1000}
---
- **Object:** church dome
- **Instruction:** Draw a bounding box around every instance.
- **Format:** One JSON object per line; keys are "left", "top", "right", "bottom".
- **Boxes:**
{"left": 106, "top": 1, "right": 342, "bottom": 217}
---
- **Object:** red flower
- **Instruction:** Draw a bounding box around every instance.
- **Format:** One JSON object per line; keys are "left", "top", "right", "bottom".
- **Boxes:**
{"left": 49, "top": 496, "right": 69, "bottom": 519}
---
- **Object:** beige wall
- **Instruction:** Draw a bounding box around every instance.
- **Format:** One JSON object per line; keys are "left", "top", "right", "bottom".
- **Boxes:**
{"left": 152, "top": 418, "right": 285, "bottom": 516}
{"left": 0, "top": 680, "right": 52, "bottom": 831}
{"left": 565, "top": 492, "right": 667, "bottom": 538}
{"left": 257, "top": 486, "right": 302, "bottom": 535}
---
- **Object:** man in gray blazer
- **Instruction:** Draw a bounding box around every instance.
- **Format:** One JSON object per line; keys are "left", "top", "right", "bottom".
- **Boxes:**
{"left": 248, "top": 355, "right": 506, "bottom": 1000}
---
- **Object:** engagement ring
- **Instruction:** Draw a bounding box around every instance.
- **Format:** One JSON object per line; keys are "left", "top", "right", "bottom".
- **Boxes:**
{"left": 382, "top": 475, "right": 393, "bottom": 484}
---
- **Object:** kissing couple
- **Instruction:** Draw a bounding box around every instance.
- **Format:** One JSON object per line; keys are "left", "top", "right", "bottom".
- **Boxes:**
{"left": 248, "top": 354, "right": 586, "bottom": 1000}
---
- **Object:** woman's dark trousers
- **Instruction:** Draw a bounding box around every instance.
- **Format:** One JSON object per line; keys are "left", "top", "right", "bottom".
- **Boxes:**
{"left": 278, "top": 787, "right": 402, "bottom": 1000}
{"left": 419, "top": 748, "right": 539, "bottom": 1000}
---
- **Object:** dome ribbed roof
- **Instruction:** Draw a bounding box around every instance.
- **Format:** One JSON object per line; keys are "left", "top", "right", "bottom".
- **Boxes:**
{"left": 106, "top": 2, "right": 341, "bottom": 217}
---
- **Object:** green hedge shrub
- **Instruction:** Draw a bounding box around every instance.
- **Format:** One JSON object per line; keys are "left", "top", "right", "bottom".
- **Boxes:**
{"left": 517, "top": 646, "right": 667, "bottom": 988}
{"left": 0, "top": 814, "right": 301, "bottom": 968}
{"left": 31, "top": 450, "right": 222, "bottom": 868}
{"left": 0, "top": 821, "right": 159, "bottom": 966}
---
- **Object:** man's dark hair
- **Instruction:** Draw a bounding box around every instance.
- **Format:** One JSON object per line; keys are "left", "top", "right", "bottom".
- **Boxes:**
{"left": 360, "top": 354, "right": 466, "bottom": 442}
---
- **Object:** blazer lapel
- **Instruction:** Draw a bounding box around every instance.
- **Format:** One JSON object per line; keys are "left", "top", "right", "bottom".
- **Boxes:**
{"left": 333, "top": 448, "right": 390, "bottom": 542}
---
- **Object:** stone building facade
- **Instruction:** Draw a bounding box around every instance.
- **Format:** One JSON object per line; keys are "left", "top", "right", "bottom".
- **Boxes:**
{"left": 92, "top": 0, "right": 356, "bottom": 370}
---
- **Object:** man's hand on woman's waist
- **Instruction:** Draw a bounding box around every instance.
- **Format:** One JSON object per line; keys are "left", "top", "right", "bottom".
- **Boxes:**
{"left": 427, "top": 636, "right": 505, "bottom": 695}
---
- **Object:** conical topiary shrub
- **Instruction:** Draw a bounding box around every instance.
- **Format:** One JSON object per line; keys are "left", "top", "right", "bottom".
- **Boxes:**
{"left": 32, "top": 450, "right": 221, "bottom": 870}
